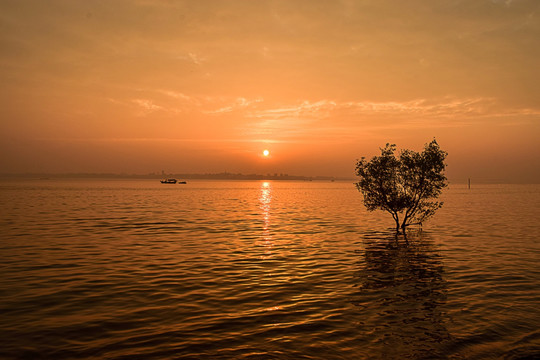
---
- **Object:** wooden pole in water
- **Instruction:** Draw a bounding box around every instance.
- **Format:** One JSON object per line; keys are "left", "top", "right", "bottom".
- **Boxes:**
{"left": 468, "top": 178, "right": 471, "bottom": 189}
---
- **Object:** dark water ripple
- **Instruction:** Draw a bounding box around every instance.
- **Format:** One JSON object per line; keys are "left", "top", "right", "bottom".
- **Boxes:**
{"left": 1, "top": 180, "right": 539, "bottom": 359}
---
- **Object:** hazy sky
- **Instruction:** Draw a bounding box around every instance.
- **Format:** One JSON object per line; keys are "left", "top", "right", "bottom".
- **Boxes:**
{"left": 1, "top": 0, "right": 539, "bottom": 182}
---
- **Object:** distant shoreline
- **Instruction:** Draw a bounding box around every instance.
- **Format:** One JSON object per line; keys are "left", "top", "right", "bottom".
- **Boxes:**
{"left": 0, "top": 173, "right": 537, "bottom": 184}
{"left": 0, "top": 172, "right": 354, "bottom": 182}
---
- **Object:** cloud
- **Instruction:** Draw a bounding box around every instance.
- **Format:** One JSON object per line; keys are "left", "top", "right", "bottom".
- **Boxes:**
{"left": 108, "top": 91, "right": 266, "bottom": 117}
{"left": 249, "top": 96, "right": 540, "bottom": 122}
{"left": 156, "top": 89, "right": 196, "bottom": 103}
{"left": 174, "top": 52, "right": 206, "bottom": 65}
{"left": 110, "top": 90, "right": 539, "bottom": 138}
{"left": 238, "top": 96, "right": 540, "bottom": 143}
{"left": 491, "top": 0, "right": 514, "bottom": 6}
{"left": 131, "top": 99, "right": 164, "bottom": 115}
{"left": 204, "top": 97, "right": 263, "bottom": 114}
{"left": 36, "top": 137, "right": 284, "bottom": 145}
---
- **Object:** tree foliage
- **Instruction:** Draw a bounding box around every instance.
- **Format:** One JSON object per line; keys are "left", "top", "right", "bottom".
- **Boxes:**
{"left": 355, "top": 140, "right": 448, "bottom": 232}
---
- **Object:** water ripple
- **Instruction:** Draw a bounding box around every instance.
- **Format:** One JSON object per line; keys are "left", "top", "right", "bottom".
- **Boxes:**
{"left": 0, "top": 180, "right": 539, "bottom": 359}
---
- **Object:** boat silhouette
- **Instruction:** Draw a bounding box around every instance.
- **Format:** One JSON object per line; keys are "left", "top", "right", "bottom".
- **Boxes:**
{"left": 160, "top": 179, "right": 187, "bottom": 184}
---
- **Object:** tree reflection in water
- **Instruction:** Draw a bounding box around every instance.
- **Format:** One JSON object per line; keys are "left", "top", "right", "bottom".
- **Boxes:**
{"left": 352, "top": 231, "right": 451, "bottom": 359}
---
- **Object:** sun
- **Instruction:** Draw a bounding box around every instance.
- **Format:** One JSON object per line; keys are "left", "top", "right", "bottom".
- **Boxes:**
{"left": 263, "top": 149, "right": 270, "bottom": 157}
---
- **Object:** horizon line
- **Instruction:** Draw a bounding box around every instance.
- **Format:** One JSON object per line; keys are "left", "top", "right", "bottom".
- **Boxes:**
{"left": 0, "top": 172, "right": 537, "bottom": 185}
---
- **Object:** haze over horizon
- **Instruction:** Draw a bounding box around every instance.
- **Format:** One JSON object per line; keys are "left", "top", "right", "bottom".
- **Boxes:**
{"left": 1, "top": 1, "right": 539, "bottom": 182}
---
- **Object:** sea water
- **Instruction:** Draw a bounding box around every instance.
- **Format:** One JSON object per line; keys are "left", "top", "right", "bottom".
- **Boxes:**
{"left": 1, "top": 179, "right": 539, "bottom": 359}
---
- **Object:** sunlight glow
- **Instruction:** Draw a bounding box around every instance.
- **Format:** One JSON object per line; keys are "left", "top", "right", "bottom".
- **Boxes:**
{"left": 259, "top": 181, "right": 273, "bottom": 259}
{"left": 263, "top": 149, "right": 270, "bottom": 157}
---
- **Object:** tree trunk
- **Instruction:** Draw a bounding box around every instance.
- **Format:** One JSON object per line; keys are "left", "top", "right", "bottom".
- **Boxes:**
{"left": 394, "top": 215, "right": 400, "bottom": 233}
{"left": 401, "top": 222, "right": 407, "bottom": 233}
{"left": 401, "top": 214, "right": 409, "bottom": 232}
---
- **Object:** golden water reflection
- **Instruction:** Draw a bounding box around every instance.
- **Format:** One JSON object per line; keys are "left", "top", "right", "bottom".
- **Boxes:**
{"left": 259, "top": 181, "right": 273, "bottom": 258}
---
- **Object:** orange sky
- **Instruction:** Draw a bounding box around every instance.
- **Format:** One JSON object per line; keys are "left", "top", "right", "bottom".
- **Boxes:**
{"left": 1, "top": 0, "right": 539, "bottom": 182}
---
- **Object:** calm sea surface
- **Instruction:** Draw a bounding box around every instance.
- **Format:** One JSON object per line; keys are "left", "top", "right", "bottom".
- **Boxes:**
{"left": 1, "top": 179, "right": 539, "bottom": 359}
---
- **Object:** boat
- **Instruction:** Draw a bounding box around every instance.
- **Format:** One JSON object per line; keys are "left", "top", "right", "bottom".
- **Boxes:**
{"left": 160, "top": 179, "right": 187, "bottom": 184}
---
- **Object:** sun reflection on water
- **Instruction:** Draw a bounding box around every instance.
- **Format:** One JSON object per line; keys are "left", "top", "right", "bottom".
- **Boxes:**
{"left": 259, "top": 181, "right": 273, "bottom": 258}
